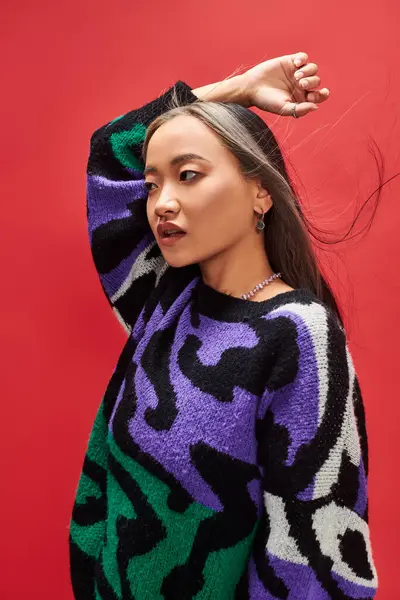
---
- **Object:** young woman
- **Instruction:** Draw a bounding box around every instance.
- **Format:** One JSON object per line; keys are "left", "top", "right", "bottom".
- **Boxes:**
{"left": 69, "top": 53, "right": 378, "bottom": 599}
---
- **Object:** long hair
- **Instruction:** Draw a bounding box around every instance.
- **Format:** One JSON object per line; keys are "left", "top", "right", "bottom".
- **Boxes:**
{"left": 142, "top": 92, "right": 389, "bottom": 326}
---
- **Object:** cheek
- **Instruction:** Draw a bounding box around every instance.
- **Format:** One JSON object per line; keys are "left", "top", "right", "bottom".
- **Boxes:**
{"left": 146, "top": 201, "right": 156, "bottom": 232}
{"left": 189, "top": 176, "right": 252, "bottom": 232}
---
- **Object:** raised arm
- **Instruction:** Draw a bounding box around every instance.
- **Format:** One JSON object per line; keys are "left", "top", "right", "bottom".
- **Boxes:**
{"left": 86, "top": 81, "right": 199, "bottom": 335}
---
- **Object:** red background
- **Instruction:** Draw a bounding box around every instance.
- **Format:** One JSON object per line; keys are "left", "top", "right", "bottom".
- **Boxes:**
{"left": 1, "top": 0, "right": 399, "bottom": 598}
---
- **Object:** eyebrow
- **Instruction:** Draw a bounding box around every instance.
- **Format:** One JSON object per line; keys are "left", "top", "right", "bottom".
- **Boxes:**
{"left": 143, "top": 153, "right": 211, "bottom": 176}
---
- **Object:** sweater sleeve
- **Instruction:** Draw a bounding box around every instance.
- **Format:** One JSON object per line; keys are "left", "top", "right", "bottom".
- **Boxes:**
{"left": 87, "top": 80, "right": 199, "bottom": 334}
{"left": 254, "top": 302, "right": 378, "bottom": 599}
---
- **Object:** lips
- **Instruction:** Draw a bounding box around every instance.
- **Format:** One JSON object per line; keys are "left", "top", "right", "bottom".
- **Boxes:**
{"left": 156, "top": 221, "right": 187, "bottom": 247}
{"left": 157, "top": 222, "right": 186, "bottom": 239}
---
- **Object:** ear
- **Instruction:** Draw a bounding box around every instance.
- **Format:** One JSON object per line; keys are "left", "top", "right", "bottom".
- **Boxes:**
{"left": 254, "top": 183, "right": 273, "bottom": 214}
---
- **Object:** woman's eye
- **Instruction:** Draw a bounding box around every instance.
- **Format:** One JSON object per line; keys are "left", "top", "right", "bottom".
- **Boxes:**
{"left": 144, "top": 182, "right": 156, "bottom": 192}
{"left": 144, "top": 171, "right": 198, "bottom": 192}
{"left": 180, "top": 170, "right": 198, "bottom": 182}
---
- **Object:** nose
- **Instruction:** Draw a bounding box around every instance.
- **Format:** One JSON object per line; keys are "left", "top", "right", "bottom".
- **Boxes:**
{"left": 154, "top": 192, "right": 180, "bottom": 219}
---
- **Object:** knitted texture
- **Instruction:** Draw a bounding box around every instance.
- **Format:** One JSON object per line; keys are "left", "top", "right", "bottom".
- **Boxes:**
{"left": 69, "top": 81, "right": 378, "bottom": 599}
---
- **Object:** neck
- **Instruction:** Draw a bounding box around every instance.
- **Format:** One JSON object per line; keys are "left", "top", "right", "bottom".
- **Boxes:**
{"left": 199, "top": 233, "right": 274, "bottom": 298}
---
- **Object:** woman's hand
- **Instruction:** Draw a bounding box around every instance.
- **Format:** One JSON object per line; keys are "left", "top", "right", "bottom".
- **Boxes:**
{"left": 239, "top": 52, "right": 330, "bottom": 118}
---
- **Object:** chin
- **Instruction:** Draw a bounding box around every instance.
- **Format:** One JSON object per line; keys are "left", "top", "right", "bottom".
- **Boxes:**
{"left": 160, "top": 239, "right": 222, "bottom": 269}
{"left": 164, "top": 255, "right": 195, "bottom": 269}
{"left": 161, "top": 248, "right": 203, "bottom": 269}
{"left": 163, "top": 245, "right": 224, "bottom": 270}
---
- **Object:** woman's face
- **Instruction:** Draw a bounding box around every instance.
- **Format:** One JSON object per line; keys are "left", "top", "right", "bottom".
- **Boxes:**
{"left": 144, "top": 114, "right": 265, "bottom": 268}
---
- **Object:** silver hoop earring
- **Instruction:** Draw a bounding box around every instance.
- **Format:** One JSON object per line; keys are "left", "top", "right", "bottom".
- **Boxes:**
{"left": 256, "top": 212, "right": 265, "bottom": 231}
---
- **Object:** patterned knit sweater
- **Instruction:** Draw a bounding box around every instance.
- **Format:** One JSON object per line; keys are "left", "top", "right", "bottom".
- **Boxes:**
{"left": 69, "top": 81, "right": 378, "bottom": 600}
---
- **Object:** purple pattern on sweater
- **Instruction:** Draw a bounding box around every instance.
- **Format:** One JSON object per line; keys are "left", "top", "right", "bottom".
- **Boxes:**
{"left": 263, "top": 309, "right": 320, "bottom": 467}
{"left": 355, "top": 458, "right": 368, "bottom": 517}
{"left": 87, "top": 175, "right": 146, "bottom": 236}
{"left": 194, "top": 314, "right": 259, "bottom": 365}
{"left": 122, "top": 302, "right": 262, "bottom": 511}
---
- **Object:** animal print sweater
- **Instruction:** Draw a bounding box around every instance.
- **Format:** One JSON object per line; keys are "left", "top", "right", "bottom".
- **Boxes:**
{"left": 69, "top": 81, "right": 378, "bottom": 599}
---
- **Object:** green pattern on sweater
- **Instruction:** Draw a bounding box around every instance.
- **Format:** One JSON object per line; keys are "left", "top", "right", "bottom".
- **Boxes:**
{"left": 110, "top": 123, "right": 146, "bottom": 170}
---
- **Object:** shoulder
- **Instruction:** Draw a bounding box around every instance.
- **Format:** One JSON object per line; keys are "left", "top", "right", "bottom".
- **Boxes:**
{"left": 256, "top": 289, "right": 355, "bottom": 419}
{"left": 260, "top": 287, "right": 346, "bottom": 343}
{"left": 257, "top": 288, "right": 350, "bottom": 384}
